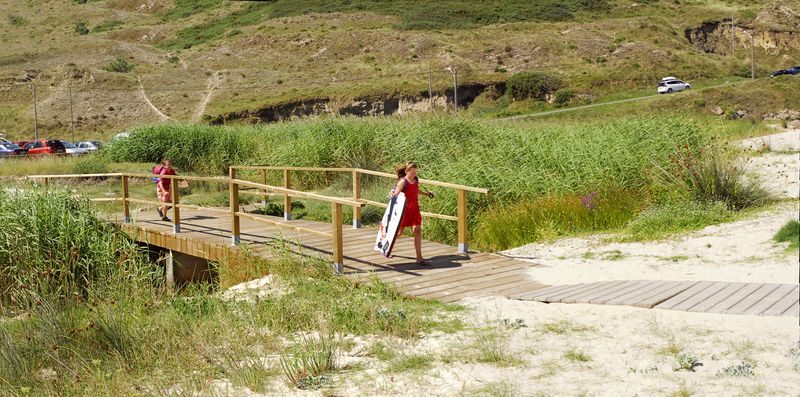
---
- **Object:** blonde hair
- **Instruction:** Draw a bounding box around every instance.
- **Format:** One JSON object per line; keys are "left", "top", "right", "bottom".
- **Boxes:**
{"left": 395, "top": 161, "right": 418, "bottom": 178}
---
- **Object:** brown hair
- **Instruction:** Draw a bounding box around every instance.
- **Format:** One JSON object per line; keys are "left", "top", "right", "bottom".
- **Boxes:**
{"left": 395, "top": 161, "right": 417, "bottom": 178}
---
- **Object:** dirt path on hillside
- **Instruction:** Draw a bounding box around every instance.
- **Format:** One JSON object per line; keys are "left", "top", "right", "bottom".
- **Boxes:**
{"left": 192, "top": 71, "right": 222, "bottom": 123}
{"left": 136, "top": 76, "right": 174, "bottom": 121}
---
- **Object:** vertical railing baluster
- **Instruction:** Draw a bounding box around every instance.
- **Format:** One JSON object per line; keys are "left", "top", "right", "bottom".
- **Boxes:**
{"left": 331, "top": 202, "right": 343, "bottom": 274}
{"left": 352, "top": 170, "right": 361, "bottom": 228}
{"left": 457, "top": 189, "right": 468, "bottom": 254}
{"left": 230, "top": 167, "right": 240, "bottom": 245}
{"left": 283, "top": 168, "right": 292, "bottom": 220}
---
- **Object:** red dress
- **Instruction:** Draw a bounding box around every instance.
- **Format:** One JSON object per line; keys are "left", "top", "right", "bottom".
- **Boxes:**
{"left": 399, "top": 177, "right": 422, "bottom": 227}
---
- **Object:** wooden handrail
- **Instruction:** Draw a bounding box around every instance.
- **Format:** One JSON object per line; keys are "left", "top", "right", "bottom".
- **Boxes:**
{"left": 229, "top": 166, "right": 490, "bottom": 194}
{"left": 358, "top": 198, "right": 458, "bottom": 221}
{"left": 235, "top": 212, "right": 332, "bottom": 238}
{"left": 232, "top": 179, "right": 365, "bottom": 207}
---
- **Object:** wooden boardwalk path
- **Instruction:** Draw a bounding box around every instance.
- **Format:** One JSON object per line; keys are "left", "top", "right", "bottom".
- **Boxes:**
{"left": 112, "top": 208, "right": 547, "bottom": 303}
{"left": 510, "top": 280, "right": 799, "bottom": 318}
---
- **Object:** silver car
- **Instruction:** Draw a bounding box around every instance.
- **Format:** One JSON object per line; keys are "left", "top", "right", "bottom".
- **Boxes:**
{"left": 657, "top": 77, "right": 691, "bottom": 94}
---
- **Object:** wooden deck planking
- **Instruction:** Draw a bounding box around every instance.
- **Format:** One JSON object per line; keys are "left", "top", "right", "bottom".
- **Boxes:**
{"left": 109, "top": 209, "right": 798, "bottom": 318}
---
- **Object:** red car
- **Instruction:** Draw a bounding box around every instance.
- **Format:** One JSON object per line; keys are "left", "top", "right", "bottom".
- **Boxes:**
{"left": 22, "top": 139, "right": 66, "bottom": 155}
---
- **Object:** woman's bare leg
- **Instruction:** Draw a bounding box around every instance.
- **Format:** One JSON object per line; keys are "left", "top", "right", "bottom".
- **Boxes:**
{"left": 413, "top": 225, "right": 423, "bottom": 261}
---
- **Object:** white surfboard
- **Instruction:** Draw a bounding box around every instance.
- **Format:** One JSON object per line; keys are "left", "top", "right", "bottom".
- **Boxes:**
{"left": 374, "top": 192, "right": 406, "bottom": 258}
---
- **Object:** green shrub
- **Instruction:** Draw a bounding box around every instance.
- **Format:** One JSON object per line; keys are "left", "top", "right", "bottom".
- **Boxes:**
{"left": 626, "top": 200, "right": 733, "bottom": 240}
{"left": 506, "top": 70, "right": 563, "bottom": 101}
{"left": 8, "top": 15, "right": 27, "bottom": 26}
{"left": 669, "top": 146, "right": 770, "bottom": 211}
{"left": 71, "top": 154, "right": 109, "bottom": 174}
{"left": 74, "top": 21, "right": 89, "bottom": 35}
{"left": 0, "top": 189, "right": 154, "bottom": 312}
{"left": 105, "top": 56, "right": 135, "bottom": 73}
{"left": 554, "top": 88, "right": 575, "bottom": 107}
{"left": 774, "top": 220, "right": 799, "bottom": 251}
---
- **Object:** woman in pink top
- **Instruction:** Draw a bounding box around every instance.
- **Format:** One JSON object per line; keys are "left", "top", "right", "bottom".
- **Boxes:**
{"left": 392, "top": 162, "right": 434, "bottom": 265}
{"left": 157, "top": 160, "right": 177, "bottom": 221}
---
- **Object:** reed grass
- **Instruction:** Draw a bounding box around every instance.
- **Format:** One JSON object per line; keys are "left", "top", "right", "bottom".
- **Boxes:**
{"left": 0, "top": 189, "right": 463, "bottom": 395}
{"left": 106, "top": 115, "right": 717, "bottom": 248}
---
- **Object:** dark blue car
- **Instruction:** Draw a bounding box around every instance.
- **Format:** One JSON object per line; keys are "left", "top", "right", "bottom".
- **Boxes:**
{"left": 0, "top": 142, "right": 24, "bottom": 157}
{"left": 771, "top": 66, "right": 800, "bottom": 77}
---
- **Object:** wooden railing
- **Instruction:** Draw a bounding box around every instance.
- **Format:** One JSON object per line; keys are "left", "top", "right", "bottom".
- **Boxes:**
{"left": 28, "top": 167, "right": 488, "bottom": 271}
{"left": 230, "top": 166, "right": 489, "bottom": 254}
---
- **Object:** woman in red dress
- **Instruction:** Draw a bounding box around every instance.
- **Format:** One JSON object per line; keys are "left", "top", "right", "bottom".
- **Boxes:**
{"left": 392, "top": 162, "right": 434, "bottom": 265}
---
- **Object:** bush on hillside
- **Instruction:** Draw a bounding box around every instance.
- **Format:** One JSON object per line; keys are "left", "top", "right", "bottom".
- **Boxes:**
{"left": 554, "top": 88, "right": 575, "bottom": 107}
{"left": 506, "top": 70, "right": 563, "bottom": 101}
{"left": 74, "top": 21, "right": 89, "bottom": 35}
{"left": 105, "top": 56, "right": 135, "bottom": 73}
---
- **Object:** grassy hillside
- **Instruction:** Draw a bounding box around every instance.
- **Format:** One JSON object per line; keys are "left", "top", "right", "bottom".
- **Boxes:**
{"left": 0, "top": 0, "right": 797, "bottom": 138}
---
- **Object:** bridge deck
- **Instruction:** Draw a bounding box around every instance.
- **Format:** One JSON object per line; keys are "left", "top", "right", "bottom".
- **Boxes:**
{"left": 108, "top": 209, "right": 798, "bottom": 316}
{"left": 109, "top": 208, "right": 546, "bottom": 302}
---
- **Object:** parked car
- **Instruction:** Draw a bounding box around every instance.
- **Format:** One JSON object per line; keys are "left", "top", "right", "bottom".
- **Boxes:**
{"left": 770, "top": 66, "right": 800, "bottom": 77}
{"left": 15, "top": 140, "right": 31, "bottom": 150}
{"left": 60, "top": 140, "right": 89, "bottom": 157}
{"left": 112, "top": 131, "right": 131, "bottom": 141}
{"left": 657, "top": 77, "right": 691, "bottom": 94}
{"left": 23, "top": 139, "right": 66, "bottom": 155}
{"left": 75, "top": 141, "right": 103, "bottom": 152}
{"left": 0, "top": 142, "right": 24, "bottom": 157}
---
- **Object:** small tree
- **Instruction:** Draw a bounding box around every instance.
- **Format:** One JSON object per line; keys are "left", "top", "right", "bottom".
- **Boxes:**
{"left": 106, "top": 56, "right": 135, "bottom": 73}
{"left": 74, "top": 21, "right": 89, "bottom": 35}
{"left": 506, "top": 70, "right": 563, "bottom": 101}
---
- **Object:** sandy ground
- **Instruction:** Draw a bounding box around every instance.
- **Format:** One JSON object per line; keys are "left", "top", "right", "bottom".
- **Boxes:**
{"left": 214, "top": 131, "right": 800, "bottom": 396}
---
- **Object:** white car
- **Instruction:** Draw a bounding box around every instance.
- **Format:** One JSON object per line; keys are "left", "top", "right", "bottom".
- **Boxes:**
{"left": 658, "top": 77, "right": 691, "bottom": 94}
{"left": 60, "top": 140, "right": 89, "bottom": 157}
{"left": 76, "top": 141, "right": 103, "bottom": 152}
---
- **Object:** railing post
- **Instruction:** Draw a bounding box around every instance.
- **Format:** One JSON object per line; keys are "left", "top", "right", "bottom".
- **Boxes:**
{"left": 283, "top": 169, "right": 292, "bottom": 220}
{"left": 230, "top": 167, "right": 241, "bottom": 245}
{"left": 259, "top": 168, "right": 267, "bottom": 206}
{"left": 121, "top": 175, "right": 130, "bottom": 223}
{"left": 352, "top": 170, "right": 361, "bottom": 228}
{"left": 170, "top": 176, "right": 181, "bottom": 234}
{"left": 331, "top": 202, "right": 343, "bottom": 274}
{"left": 457, "top": 189, "right": 468, "bottom": 253}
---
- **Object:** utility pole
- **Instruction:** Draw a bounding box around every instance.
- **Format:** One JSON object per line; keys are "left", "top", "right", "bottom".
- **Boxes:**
{"left": 29, "top": 83, "right": 39, "bottom": 139}
{"left": 446, "top": 66, "right": 457, "bottom": 114}
{"left": 68, "top": 84, "right": 75, "bottom": 144}
{"left": 428, "top": 65, "right": 433, "bottom": 113}
{"left": 742, "top": 30, "right": 755, "bottom": 79}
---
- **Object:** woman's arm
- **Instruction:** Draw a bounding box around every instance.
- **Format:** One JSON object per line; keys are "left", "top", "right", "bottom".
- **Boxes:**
{"left": 391, "top": 178, "right": 407, "bottom": 196}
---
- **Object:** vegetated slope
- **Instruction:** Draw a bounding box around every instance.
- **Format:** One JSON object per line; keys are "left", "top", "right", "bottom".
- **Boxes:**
{"left": 0, "top": 0, "right": 797, "bottom": 138}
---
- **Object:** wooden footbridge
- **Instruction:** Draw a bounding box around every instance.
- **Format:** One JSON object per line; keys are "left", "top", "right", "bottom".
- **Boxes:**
{"left": 31, "top": 167, "right": 799, "bottom": 316}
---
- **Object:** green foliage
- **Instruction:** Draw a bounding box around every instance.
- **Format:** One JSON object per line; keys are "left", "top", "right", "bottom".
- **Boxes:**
{"left": 106, "top": 116, "right": 714, "bottom": 249}
{"left": 105, "top": 56, "right": 135, "bottom": 73}
{"left": 0, "top": 189, "right": 155, "bottom": 312}
{"left": 668, "top": 146, "right": 770, "bottom": 211}
{"left": 564, "top": 349, "right": 592, "bottom": 363}
{"left": 71, "top": 154, "right": 109, "bottom": 174}
{"left": 386, "top": 353, "right": 434, "bottom": 373}
{"left": 718, "top": 362, "right": 754, "bottom": 377}
{"left": 269, "top": 0, "right": 610, "bottom": 30}
{"left": 507, "top": 70, "right": 563, "bottom": 101}
{"left": 554, "top": 88, "right": 575, "bottom": 107}
{"left": 673, "top": 353, "right": 703, "bottom": 372}
{"left": 91, "top": 20, "right": 123, "bottom": 34}
{"left": 74, "top": 21, "right": 89, "bottom": 35}
{"left": 626, "top": 200, "right": 733, "bottom": 241}
{"left": 475, "top": 189, "right": 644, "bottom": 251}
{"left": 280, "top": 335, "right": 338, "bottom": 390}
{"left": 160, "top": 3, "right": 270, "bottom": 50}
{"left": 8, "top": 15, "right": 27, "bottom": 27}
{"left": 161, "top": 0, "right": 223, "bottom": 21}
{"left": 0, "top": 191, "right": 462, "bottom": 395}
{"left": 774, "top": 220, "right": 799, "bottom": 251}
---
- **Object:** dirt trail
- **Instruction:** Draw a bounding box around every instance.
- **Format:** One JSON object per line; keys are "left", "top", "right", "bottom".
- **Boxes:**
{"left": 136, "top": 76, "right": 174, "bottom": 121}
{"left": 192, "top": 71, "right": 222, "bottom": 123}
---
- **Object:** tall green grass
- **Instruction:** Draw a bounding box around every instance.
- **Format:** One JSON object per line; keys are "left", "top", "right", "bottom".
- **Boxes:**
{"left": 106, "top": 115, "right": 715, "bottom": 248}
{"left": 0, "top": 188, "right": 462, "bottom": 395}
